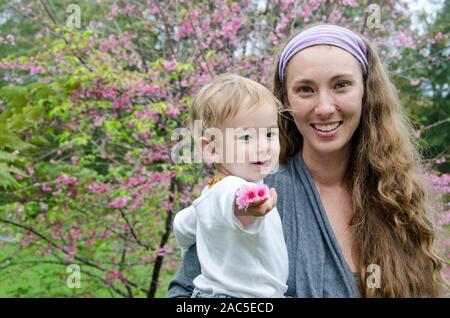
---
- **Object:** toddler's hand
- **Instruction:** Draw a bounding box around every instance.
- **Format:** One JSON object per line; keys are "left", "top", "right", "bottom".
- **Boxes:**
{"left": 244, "top": 188, "right": 277, "bottom": 217}
{"left": 235, "top": 187, "right": 277, "bottom": 217}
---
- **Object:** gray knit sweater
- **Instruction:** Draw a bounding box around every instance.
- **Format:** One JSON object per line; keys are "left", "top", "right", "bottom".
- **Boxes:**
{"left": 168, "top": 151, "right": 358, "bottom": 297}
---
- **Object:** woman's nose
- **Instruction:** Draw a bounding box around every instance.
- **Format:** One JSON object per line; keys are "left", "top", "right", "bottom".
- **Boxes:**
{"left": 314, "top": 92, "right": 336, "bottom": 117}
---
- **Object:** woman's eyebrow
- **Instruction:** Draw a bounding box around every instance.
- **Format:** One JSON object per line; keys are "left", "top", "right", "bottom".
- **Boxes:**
{"left": 292, "top": 73, "right": 355, "bottom": 85}
{"left": 329, "top": 73, "right": 355, "bottom": 81}
{"left": 292, "top": 78, "right": 315, "bottom": 85}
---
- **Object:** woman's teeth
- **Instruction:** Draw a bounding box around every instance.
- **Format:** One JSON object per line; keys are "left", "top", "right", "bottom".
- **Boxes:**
{"left": 312, "top": 122, "right": 342, "bottom": 132}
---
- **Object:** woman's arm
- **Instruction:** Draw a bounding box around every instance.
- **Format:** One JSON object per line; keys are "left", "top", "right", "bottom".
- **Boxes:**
{"left": 173, "top": 205, "right": 197, "bottom": 254}
{"left": 167, "top": 244, "right": 201, "bottom": 298}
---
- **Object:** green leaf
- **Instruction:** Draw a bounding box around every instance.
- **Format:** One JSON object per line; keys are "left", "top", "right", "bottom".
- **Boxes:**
{"left": 7, "top": 114, "right": 27, "bottom": 130}
{"left": 55, "top": 131, "right": 71, "bottom": 143}
{"left": 72, "top": 134, "right": 90, "bottom": 146}
{"left": 0, "top": 134, "right": 33, "bottom": 150}
{"left": 0, "top": 86, "right": 28, "bottom": 109}
{"left": 0, "top": 151, "right": 16, "bottom": 162}
{"left": 26, "top": 105, "right": 45, "bottom": 123}
{"left": 0, "top": 169, "right": 19, "bottom": 190}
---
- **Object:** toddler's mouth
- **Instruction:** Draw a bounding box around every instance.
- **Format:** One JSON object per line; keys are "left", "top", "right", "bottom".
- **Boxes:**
{"left": 251, "top": 160, "right": 270, "bottom": 167}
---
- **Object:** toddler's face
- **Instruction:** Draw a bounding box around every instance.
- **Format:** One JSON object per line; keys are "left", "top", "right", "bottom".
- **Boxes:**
{"left": 212, "top": 101, "right": 280, "bottom": 182}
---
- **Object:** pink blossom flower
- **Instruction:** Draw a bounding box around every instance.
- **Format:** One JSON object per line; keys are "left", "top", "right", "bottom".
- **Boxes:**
{"left": 41, "top": 184, "right": 52, "bottom": 192}
{"left": 51, "top": 229, "right": 61, "bottom": 239}
{"left": 124, "top": 174, "right": 146, "bottom": 188}
{"left": 70, "top": 227, "right": 81, "bottom": 240}
{"left": 149, "top": 7, "right": 160, "bottom": 14}
{"left": 155, "top": 245, "right": 170, "bottom": 256}
{"left": 44, "top": 245, "right": 52, "bottom": 256}
{"left": 397, "top": 32, "right": 414, "bottom": 47}
{"left": 162, "top": 201, "right": 173, "bottom": 212}
{"left": 93, "top": 116, "right": 105, "bottom": 127}
{"left": 163, "top": 60, "right": 178, "bottom": 72}
{"left": 146, "top": 1, "right": 160, "bottom": 14}
{"left": 52, "top": 189, "right": 62, "bottom": 196}
{"left": 108, "top": 196, "right": 130, "bottom": 209}
{"left": 30, "top": 65, "right": 44, "bottom": 75}
{"left": 135, "top": 82, "right": 157, "bottom": 95}
{"left": 138, "top": 131, "right": 151, "bottom": 141}
{"left": 279, "top": 0, "right": 290, "bottom": 10}
{"left": 105, "top": 269, "right": 123, "bottom": 283}
{"left": 420, "top": 48, "right": 430, "bottom": 57}
{"left": 434, "top": 32, "right": 444, "bottom": 41}
{"left": 343, "top": 0, "right": 359, "bottom": 8}
{"left": 6, "top": 34, "right": 15, "bottom": 46}
{"left": 415, "top": 130, "right": 421, "bottom": 138}
{"left": 27, "top": 167, "right": 34, "bottom": 176}
{"left": 87, "top": 182, "right": 107, "bottom": 194}
{"left": 68, "top": 186, "right": 77, "bottom": 197}
{"left": 102, "top": 229, "right": 111, "bottom": 239}
{"left": 437, "top": 211, "right": 450, "bottom": 227}
{"left": 235, "top": 184, "right": 270, "bottom": 210}
{"left": 123, "top": 4, "right": 134, "bottom": 14}
{"left": 106, "top": 6, "right": 120, "bottom": 21}
{"left": 231, "top": 2, "right": 241, "bottom": 13}
{"left": 71, "top": 156, "right": 79, "bottom": 166}
{"left": 410, "top": 79, "right": 421, "bottom": 86}
{"left": 167, "top": 106, "right": 178, "bottom": 118}
{"left": 99, "top": 42, "right": 109, "bottom": 52}
{"left": 57, "top": 173, "right": 78, "bottom": 186}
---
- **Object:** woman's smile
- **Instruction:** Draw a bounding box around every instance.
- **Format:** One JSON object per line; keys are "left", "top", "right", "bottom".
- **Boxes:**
{"left": 310, "top": 120, "right": 344, "bottom": 136}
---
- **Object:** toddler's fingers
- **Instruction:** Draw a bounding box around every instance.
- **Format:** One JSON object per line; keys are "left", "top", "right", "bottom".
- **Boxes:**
{"left": 250, "top": 196, "right": 269, "bottom": 208}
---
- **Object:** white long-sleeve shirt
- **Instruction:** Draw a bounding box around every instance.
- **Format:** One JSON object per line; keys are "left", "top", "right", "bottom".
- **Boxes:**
{"left": 173, "top": 176, "right": 288, "bottom": 298}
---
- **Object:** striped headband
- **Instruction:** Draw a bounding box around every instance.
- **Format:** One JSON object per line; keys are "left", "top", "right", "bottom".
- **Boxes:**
{"left": 278, "top": 24, "right": 369, "bottom": 84}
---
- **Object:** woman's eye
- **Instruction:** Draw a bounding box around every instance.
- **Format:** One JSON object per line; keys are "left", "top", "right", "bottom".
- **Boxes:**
{"left": 298, "top": 86, "right": 314, "bottom": 94}
{"left": 335, "top": 81, "right": 350, "bottom": 89}
{"left": 267, "top": 132, "right": 277, "bottom": 138}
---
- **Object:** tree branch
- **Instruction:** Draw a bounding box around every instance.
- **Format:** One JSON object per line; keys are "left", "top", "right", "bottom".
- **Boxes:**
{"left": 147, "top": 178, "right": 178, "bottom": 298}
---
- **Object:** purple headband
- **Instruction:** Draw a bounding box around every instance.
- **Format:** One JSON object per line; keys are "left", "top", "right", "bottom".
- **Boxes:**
{"left": 278, "top": 24, "right": 369, "bottom": 84}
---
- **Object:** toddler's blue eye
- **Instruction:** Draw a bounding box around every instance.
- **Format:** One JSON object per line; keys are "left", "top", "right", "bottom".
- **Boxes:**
{"left": 238, "top": 134, "right": 251, "bottom": 141}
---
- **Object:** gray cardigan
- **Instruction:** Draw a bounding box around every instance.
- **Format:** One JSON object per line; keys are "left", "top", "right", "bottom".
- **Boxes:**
{"left": 168, "top": 151, "right": 358, "bottom": 297}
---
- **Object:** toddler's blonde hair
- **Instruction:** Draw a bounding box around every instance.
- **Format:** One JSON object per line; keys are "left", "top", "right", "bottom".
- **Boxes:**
{"left": 189, "top": 74, "right": 281, "bottom": 134}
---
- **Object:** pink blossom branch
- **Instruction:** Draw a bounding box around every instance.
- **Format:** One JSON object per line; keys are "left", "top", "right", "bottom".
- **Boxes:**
{"left": 0, "top": 216, "right": 148, "bottom": 296}
{"left": 117, "top": 207, "right": 153, "bottom": 250}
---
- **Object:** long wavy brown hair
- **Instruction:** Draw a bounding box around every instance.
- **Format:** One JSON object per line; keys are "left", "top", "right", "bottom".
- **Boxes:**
{"left": 272, "top": 25, "right": 446, "bottom": 297}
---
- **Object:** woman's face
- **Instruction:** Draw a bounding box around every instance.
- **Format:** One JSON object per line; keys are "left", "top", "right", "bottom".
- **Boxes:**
{"left": 284, "top": 45, "right": 364, "bottom": 157}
